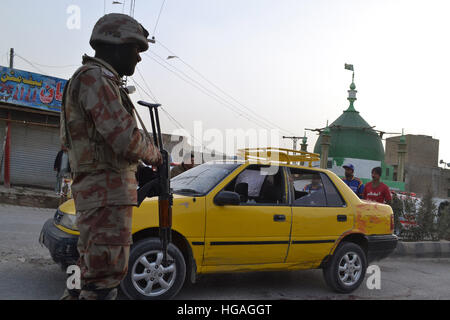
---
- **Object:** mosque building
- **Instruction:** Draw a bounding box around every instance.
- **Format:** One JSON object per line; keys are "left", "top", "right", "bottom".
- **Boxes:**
{"left": 312, "top": 68, "right": 405, "bottom": 191}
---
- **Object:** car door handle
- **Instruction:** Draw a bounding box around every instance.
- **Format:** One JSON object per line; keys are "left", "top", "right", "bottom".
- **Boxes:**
{"left": 273, "top": 214, "right": 286, "bottom": 222}
{"left": 337, "top": 215, "right": 347, "bottom": 222}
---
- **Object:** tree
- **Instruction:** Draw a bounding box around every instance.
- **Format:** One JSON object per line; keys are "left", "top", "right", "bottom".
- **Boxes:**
{"left": 390, "top": 193, "right": 403, "bottom": 235}
{"left": 437, "top": 202, "right": 450, "bottom": 240}
{"left": 416, "top": 189, "right": 437, "bottom": 241}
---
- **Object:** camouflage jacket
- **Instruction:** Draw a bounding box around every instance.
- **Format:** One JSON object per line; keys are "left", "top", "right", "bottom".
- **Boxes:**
{"left": 61, "top": 55, "right": 159, "bottom": 210}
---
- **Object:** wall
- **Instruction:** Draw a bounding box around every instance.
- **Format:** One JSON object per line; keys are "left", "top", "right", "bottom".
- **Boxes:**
{"left": 385, "top": 135, "right": 439, "bottom": 168}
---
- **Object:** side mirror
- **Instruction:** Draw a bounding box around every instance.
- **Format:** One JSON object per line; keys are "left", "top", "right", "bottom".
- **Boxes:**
{"left": 214, "top": 191, "right": 241, "bottom": 206}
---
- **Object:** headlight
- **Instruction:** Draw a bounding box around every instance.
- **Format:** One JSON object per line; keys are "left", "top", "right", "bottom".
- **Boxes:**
{"left": 54, "top": 209, "right": 78, "bottom": 231}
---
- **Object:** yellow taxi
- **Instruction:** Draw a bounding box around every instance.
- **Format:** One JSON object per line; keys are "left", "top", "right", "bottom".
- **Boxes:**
{"left": 40, "top": 148, "right": 397, "bottom": 299}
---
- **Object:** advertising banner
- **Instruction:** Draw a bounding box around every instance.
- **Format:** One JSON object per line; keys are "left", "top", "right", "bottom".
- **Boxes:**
{"left": 0, "top": 66, "right": 67, "bottom": 113}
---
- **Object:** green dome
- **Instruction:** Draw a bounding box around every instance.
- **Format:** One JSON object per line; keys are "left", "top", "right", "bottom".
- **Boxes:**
{"left": 313, "top": 107, "right": 385, "bottom": 161}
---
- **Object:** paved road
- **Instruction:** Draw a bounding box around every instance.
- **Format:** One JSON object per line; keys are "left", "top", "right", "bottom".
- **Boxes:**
{"left": 0, "top": 204, "right": 449, "bottom": 300}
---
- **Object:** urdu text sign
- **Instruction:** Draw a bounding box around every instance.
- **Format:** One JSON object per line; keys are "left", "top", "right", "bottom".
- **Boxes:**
{"left": 0, "top": 66, "right": 67, "bottom": 113}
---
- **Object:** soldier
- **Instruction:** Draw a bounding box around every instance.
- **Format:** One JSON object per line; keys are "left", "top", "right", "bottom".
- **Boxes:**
{"left": 60, "top": 13, "right": 162, "bottom": 300}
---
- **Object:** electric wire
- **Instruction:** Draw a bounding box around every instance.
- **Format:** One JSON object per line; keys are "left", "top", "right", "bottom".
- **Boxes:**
{"left": 155, "top": 40, "right": 297, "bottom": 136}
{"left": 14, "top": 53, "right": 49, "bottom": 75}
{"left": 136, "top": 66, "right": 159, "bottom": 102}
{"left": 145, "top": 52, "right": 264, "bottom": 126}
{"left": 152, "top": 0, "right": 166, "bottom": 37}
{"left": 144, "top": 50, "right": 292, "bottom": 135}
{"left": 130, "top": 76, "right": 209, "bottom": 152}
{"left": 129, "top": 0, "right": 136, "bottom": 17}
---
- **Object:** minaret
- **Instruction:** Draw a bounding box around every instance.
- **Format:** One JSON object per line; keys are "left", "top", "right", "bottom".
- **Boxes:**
{"left": 300, "top": 133, "right": 308, "bottom": 152}
{"left": 300, "top": 133, "right": 308, "bottom": 166}
{"left": 320, "top": 123, "right": 331, "bottom": 169}
{"left": 397, "top": 130, "right": 407, "bottom": 182}
{"left": 347, "top": 71, "right": 358, "bottom": 111}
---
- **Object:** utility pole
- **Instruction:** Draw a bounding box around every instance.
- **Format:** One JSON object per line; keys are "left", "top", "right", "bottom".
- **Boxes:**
{"left": 320, "top": 127, "right": 331, "bottom": 169}
{"left": 9, "top": 48, "right": 14, "bottom": 69}
{"left": 282, "top": 136, "right": 302, "bottom": 151}
{"left": 3, "top": 48, "right": 14, "bottom": 188}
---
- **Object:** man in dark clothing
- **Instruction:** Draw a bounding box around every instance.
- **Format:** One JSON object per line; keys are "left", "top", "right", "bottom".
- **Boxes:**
{"left": 170, "top": 152, "right": 195, "bottom": 178}
{"left": 54, "top": 147, "right": 70, "bottom": 194}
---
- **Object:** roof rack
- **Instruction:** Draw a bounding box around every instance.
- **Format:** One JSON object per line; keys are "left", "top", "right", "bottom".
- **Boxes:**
{"left": 237, "top": 147, "right": 321, "bottom": 167}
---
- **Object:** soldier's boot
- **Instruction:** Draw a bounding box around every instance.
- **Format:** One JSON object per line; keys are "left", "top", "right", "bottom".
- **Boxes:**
{"left": 60, "top": 288, "right": 80, "bottom": 300}
{"left": 79, "top": 287, "right": 118, "bottom": 300}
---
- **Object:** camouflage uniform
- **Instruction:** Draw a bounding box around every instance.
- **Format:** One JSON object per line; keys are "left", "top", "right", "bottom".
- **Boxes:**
{"left": 60, "top": 14, "right": 159, "bottom": 300}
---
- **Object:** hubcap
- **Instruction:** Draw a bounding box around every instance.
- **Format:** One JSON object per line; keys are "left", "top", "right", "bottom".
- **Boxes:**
{"left": 131, "top": 250, "right": 176, "bottom": 297}
{"left": 337, "top": 251, "right": 362, "bottom": 287}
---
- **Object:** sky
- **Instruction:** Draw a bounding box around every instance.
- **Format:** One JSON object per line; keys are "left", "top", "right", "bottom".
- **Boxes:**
{"left": 1, "top": 0, "right": 449, "bottom": 164}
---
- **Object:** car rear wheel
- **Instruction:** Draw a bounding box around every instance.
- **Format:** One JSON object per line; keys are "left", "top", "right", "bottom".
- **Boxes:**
{"left": 120, "top": 238, "right": 186, "bottom": 300}
{"left": 323, "top": 242, "right": 367, "bottom": 293}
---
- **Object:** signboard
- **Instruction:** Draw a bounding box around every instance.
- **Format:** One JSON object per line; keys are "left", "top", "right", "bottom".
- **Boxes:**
{"left": 0, "top": 66, "right": 67, "bottom": 113}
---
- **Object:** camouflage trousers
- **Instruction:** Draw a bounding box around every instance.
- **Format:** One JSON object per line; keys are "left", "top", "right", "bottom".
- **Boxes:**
{"left": 76, "top": 205, "right": 133, "bottom": 300}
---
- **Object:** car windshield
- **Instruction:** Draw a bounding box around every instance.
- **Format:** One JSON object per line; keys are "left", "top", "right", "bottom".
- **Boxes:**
{"left": 171, "top": 162, "right": 241, "bottom": 196}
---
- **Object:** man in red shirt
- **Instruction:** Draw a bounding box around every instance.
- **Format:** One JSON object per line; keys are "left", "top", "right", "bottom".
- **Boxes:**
{"left": 363, "top": 167, "right": 392, "bottom": 205}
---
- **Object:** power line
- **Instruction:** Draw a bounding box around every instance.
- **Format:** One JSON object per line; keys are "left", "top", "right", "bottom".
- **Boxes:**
{"left": 155, "top": 40, "right": 297, "bottom": 136}
{"left": 129, "top": 0, "right": 136, "bottom": 17}
{"left": 131, "top": 76, "right": 210, "bottom": 153}
{"left": 136, "top": 66, "right": 159, "bottom": 102}
{"left": 144, "top": 52, "right": 265, "bottom": 127}
{"left": 153, "top": 0, "right": 167, "bottom": 37}
{"left": 131, "top": 76, "right": 181, "bottom": 131}
{"left": 20, "top": 59, "right": 77, "bottom": 69}
{"left": 14, "top": 53, "right": 49, "bottom": 75}
{"left": 144, "top": 50, "right": 294, "bottom": 135}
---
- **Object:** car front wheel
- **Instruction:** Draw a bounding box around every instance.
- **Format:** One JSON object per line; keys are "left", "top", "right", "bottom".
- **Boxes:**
{"left": 120, "top": 238, "right": 186, "bottom": 300}
{"left": 323, "top": 242, "right": 367, "bottom": 293}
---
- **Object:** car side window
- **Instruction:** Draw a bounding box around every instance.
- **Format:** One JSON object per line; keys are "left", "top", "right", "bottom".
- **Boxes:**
{"left": 223, "top": 165, "right": 287, "bottom": 205}
{"left": 320, "top": 173, "right": 346, "bottom": 207}
{"left": 289, "top": 168, "right": 327, "bottom": 207}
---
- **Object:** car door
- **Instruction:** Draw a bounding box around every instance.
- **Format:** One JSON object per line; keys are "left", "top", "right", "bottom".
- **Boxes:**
{"left": 203, "top": 164, "right": 291, "bottom": 265}
{"left": 286, "top": 168, "right": 354, "bottom": 265}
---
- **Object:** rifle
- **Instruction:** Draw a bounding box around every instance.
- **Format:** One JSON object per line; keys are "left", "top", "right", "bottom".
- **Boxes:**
{"left": 135, "top": 101, "right": 173, "bottom": 266}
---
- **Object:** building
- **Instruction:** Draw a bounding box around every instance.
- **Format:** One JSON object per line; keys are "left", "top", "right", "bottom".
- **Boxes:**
{"left": 311, "top": 67, "right": 449, "bottom": 199}
{"left": 385, "top": 134, "right": 450, "bottom": 199}
{"left": 0, "top": 65, "right": 66, "bottom": 189}
{"left": 0, "top": 65, "right": 201, "bottom": 190}
{"left": 312, "top": 71, "right": 404, "bottom": 190}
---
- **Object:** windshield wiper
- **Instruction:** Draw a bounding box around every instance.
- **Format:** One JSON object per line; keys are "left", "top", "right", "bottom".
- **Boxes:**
{"left": 172, "top": 188, "right": 203, "bottom": 195}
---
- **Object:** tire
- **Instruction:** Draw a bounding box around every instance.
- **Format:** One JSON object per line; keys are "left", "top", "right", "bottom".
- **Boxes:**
{"left": 322, "top": 242, "right": 367, "bottom": 293}
{"left": 120, "top": 238, "right": 186, "bottom": 300}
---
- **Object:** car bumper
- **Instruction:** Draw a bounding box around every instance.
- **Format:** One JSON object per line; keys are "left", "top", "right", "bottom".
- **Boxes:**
{"left": 367, "top": 234, "right": 398, "bottom": 262}
{"left": 39, "top": 218, "right": 79, "bottom": 267}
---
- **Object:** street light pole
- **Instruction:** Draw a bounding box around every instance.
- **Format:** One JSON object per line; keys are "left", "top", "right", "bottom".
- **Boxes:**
{"left": 9, "top": 48, "right": 14, "bottom": 69}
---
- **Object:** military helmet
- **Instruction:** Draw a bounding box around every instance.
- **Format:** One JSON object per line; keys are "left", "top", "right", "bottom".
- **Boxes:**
{"left": 90, "top": 13, "right": 150, "bottom": 52}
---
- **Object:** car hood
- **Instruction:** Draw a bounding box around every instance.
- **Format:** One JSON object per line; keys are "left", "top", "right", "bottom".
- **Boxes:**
{"left": 59, "top": 193, "right": 194, "bottom": 215}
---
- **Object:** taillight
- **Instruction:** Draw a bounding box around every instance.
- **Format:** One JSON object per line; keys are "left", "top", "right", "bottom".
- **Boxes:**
{"left": 390, "top": 214, "right": 394, "bottom": 233}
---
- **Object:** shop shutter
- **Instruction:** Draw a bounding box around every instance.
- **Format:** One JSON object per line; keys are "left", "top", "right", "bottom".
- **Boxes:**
{"left": 9, "top": 123, "right": 60, "bottom": 188}
{"left": 0, "top": 121, "right": 6, "bottom": 183}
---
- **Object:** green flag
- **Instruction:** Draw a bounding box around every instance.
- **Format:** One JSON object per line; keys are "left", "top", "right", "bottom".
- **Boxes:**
{"left": 345, "top": 63, "right": 354, "bottom": 71}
